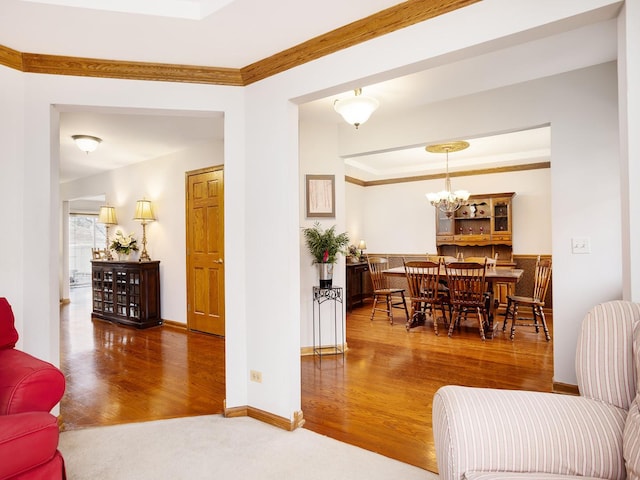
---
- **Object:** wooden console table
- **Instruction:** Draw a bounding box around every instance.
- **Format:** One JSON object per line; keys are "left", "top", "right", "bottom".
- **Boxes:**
{"left": 91, "top": 260, "right": 161, "bottom": 328}
{"left": 346, "top": 262, "right": 370, "bottom": 311}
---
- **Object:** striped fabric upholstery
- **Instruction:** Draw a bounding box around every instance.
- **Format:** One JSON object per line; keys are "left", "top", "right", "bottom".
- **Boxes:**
{"left": 624, "top": 397, "right": 640, "bottom": 480}
{"left": 434, "top": 301, "right": 640, "bottom": 480}
{"left": 465, "top": 473, "right": 606, "bottom": 480}
{"left": 623, "top": 323, "right": 640, "bottom": 479}
{"left": 576, "top": 301, "right": 640, "bottom": 410}
{"left": 434, "top": 386, "right": 626, "bottom": 480}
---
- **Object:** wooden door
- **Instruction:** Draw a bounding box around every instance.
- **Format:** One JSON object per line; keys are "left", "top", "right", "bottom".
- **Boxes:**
{"left": 186, "top": 167, "right": 225, "bottom": 336}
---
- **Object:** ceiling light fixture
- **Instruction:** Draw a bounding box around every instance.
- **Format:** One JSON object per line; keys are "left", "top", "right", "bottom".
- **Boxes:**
{"left": 72, "top": 134, "right": 102, "bottom": 153}
{"left": 425, "top": 141, "right": 470, "bottom": 218}
{"left": 333, "top": 88, "right": 379, "bottom": 129}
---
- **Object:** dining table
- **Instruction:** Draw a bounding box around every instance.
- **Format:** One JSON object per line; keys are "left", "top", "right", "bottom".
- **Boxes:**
{"left": 383, "top": 265, "right": 524, "bottom": 338}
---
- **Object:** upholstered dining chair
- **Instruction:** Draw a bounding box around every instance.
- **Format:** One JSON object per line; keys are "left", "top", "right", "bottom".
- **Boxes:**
{"left": 403, "top": 259, "right": 449, "bottom": 334}
{"left": 502, "top": 255, "right": 552, "bottom": 341}
{"left": 366, "top": 256, "right": 409, "bottom": 325}
{"left": 444, "top": 260, "right": 489, "bottom": 340}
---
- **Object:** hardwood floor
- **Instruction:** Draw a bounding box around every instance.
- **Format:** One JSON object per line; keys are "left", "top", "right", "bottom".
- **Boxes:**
{"left": 60, "top": 287, "right": 226, "bottom": 430}
{"left": 60, "top": 287, "right": 553, "bottom": 474}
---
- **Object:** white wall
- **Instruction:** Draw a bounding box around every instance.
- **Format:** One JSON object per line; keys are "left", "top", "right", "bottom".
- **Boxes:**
{"left": 61, "top": 140, "right": 223, "bottom": 324}
{"left": 300, "top": 62, "right": 620, "bottom": 385}
{"left": 299, "top": 120, "right": 347, "bottom": 350}
{"left": 347, "top": 168, "right": 551, "bottom": 256}
{"left": 0, "top": 66, "right": 25, "bottom": 340}
{"left": 1, "top": 0, "right": 633, "bottom": 424}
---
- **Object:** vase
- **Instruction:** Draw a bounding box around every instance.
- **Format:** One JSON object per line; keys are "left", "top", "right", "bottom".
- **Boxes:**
{"left": 318, "top": 263, "right": 334, "bottom": 288}
{"left": 117, "top": 252, "right": 130, "bottom": 261}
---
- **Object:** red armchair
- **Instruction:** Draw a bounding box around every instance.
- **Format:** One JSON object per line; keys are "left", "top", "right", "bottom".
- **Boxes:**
{"left": 0, "top": 297, "right": 66, "bottom": 480}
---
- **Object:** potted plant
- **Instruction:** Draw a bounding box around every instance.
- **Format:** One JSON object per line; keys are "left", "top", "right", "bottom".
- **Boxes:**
{"left": 302, "top": 222, "right": 349, "bottom": 288}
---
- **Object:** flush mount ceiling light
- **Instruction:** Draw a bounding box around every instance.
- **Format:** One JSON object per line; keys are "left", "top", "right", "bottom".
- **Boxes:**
{"left": 425, "top": 141, "right": 471, "bottom": 218}
{"left": 333, "top": 88, "right": 379, "bottom": 129}
{"left": 72, "top": 135, "right": 102, "bottom": 153}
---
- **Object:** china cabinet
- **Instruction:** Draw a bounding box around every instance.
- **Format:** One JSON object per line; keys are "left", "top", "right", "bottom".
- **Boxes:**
{"left": 436, "top": 192, "right": 515, "bottom": 263}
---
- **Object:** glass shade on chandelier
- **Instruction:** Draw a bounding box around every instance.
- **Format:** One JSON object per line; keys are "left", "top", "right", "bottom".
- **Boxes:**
{"left": 333, "top": 88, "right": 379, "bottom": 129}
{"left": 425, "top": 141, "right": 470, "bottom": 218}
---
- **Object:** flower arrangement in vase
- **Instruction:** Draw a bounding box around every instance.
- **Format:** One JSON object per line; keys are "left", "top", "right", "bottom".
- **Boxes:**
{"left": 110, "top": 230, "right": 139, "bottom": 261}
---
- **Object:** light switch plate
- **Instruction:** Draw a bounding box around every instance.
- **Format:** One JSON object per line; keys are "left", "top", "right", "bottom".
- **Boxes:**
{"left": 571, "top": 237, "right": 591, "bottom": 254}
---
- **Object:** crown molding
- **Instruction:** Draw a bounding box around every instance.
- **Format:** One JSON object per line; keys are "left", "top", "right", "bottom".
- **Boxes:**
{"left": 0, "top": 44, "right": 23, "bottom": 71}
{"left": 241, "top": 0, "right": 480, "bottom": 85}
{"left": 21, "top": 53, "right": 244, "bottom": 85}
{"left": 346, "top": 162, "right": 551, "bottom": 187}
{"left": 0, "top": 0, "right": 478, "bottom": 86}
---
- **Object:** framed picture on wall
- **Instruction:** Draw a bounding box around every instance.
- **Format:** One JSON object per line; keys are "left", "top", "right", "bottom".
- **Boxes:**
{"left": 306, "top": 174, "right": 335, "bottom": 218}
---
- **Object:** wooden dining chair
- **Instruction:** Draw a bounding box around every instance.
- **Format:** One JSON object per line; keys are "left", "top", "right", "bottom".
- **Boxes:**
{"left": 445, "top": 260, "right": 489, "bottom": 340}
{"left": 502, "top": 256, "right": 552, "bottom": 341}
{"left": 366, "top": 256, "right": 409, "bottom": 325}
{"left": 464, "top": 254, "right": 497, "bottom": 269}
{"left": 403, "top": 259, "right": 449, "bottom": 334}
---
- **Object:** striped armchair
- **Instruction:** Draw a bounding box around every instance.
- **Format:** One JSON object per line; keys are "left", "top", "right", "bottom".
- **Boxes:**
{"left": 433, "top": 300, "right": 640, "bottom": 480}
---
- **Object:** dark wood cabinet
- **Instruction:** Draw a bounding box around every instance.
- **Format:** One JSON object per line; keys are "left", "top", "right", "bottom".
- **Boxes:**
{"left": 91, "top": 261, "right": 161, "bottom": 328}
{"left": 436, "top": 192, "right": 515, "bottom": 263}
{"left": 346, "top": 262, "right": 371, "bottom": 311}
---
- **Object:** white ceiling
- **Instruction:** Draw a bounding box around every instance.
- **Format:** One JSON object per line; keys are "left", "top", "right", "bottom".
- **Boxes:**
{"left": 59, "top": 108, "right": 224, "bottom": 182}
{"left": 4, "top": 0, "right": 406, "bottom": 66}
{"left": 2, "top": 1, "right": 620, "bottom": 184}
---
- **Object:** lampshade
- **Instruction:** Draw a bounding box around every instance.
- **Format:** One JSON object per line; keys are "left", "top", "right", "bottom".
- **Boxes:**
{"left": 358, "top": 240, "right": 367, "bottom": 250}
{"left": 333, "top": 88, "right": 379, "bottom": 129}
{"left": 72, "top": 135, "right": 102, "bottom": 153}
{"left": 98, "top": 206, "right": 117, "bottom": 225}
{"left": 133, "top": 199, "right": 155, "bottom": 222}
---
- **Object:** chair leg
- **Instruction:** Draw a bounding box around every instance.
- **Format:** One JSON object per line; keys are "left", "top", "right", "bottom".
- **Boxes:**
{"left": 502, "top": 299, "right": 513, "bottom": 331}
{"left": 439, "top": 303, "right": 449, "bottom": 330}
{"left": 532, "top": 305, "right": 540, "bottom": 333}
{"left": 510, "top": 303, "right": 518, "bottom": 340}
{"left": 448, "top": 308, "right": 457, "bottom": 337}
{"left": 430, "top": 302, "right": 439, "bottom": 336}
{"left": 476, "top": 307, "right": 487, "bottom": 341}
{"left": 400, "top": 292, "right": 409, "bottom": 323}
{"left": 406, "top": 302, "right": 424, "bottom": 330}
{"left": 370, "top": 295, "right": 378, "bottom": 322}
{"left": 387, "top": 295, "right": 393, "bottom": 325}
{"left": 537, "top": 306, "right": 551, "bottom": 341}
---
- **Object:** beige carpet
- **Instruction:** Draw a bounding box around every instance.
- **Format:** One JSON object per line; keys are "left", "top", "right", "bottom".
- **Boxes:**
{"left": 59, "top": 415, "right": 438, "bottom": 480}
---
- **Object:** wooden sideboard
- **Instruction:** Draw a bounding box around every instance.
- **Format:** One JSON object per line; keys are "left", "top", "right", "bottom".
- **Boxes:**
{"left": 346, "top": 261, "right": 371, "bottom": 311}
{"left": 436, "top": 192, "right": 515, "bottom": 263}
{"left": 91, "top": 260, "right": 161, "bottom": 328}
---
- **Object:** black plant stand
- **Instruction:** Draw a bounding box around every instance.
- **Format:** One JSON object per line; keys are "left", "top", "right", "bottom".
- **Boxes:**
{"left": 312, "top": 286, "right": 345, "bottom": 364}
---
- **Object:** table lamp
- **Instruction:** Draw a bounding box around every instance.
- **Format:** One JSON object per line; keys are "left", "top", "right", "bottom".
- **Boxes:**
{"left": 98, "top": 205, "right": 117, "bottom": 260}
{"left": 358, "top": 240, "right": 367, "bottom": 258}
{"left": 134, "top": 199, "right": 156, "bottom": 262}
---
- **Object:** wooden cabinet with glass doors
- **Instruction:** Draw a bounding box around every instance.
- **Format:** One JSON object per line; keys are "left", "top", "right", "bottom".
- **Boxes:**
{"left": 91, "top": 260, "right": 161, "bottom": 328}
{"left": 436, "top": 192, "right": 515, "bottom": 265}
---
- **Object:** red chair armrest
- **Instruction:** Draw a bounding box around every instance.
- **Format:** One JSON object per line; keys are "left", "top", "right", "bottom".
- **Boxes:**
{"left": 0, "top": 349, "right": 66, "bottom": 415}
{"left": 0, "top": 412, "right": 60, "bottom": 479}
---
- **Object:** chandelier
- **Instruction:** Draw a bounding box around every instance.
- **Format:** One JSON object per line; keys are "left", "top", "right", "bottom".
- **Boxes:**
{"left": 425, "top": 141, "right": 470, "bottom": 218}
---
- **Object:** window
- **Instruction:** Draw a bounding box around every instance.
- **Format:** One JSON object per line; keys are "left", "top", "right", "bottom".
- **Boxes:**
{"left": 69, "top": 214, "right": 105, "bottom": 287}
